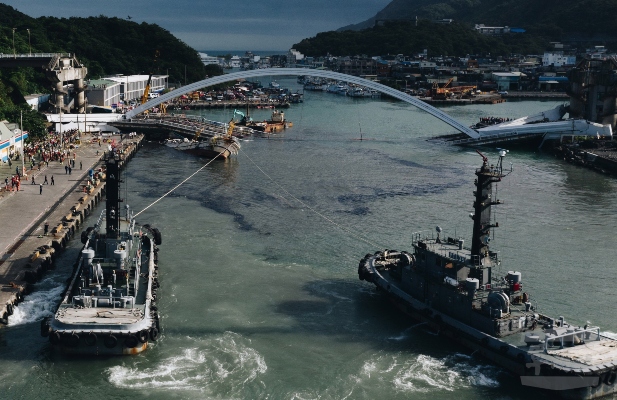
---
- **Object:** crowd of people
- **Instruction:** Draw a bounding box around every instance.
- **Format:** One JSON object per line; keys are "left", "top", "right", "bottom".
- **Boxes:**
{"left": 3, "top": 128, "right": 83, "bottom": 193}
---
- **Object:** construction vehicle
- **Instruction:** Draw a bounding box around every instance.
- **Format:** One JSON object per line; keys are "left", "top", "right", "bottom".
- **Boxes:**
{"left": 431, "top": 77, "right": 476, "bottom": 100}
{"left": 140, "top": 50, "right": 160, "bottom": 105}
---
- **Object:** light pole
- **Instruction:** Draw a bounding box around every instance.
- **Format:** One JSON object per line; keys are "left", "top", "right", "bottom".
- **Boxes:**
{"left": 20, "top": 111, "right": 24, "bottom": 176}
{"left": 12, "top": 28, "right": 16, "bottom": 58}
{"left": 26, "top": 28, "right": 31, "bottom": 55}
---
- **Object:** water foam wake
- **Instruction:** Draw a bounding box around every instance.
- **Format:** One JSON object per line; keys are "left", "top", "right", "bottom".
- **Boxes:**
{"left": 107, "top": 331, "right": 267, "bottom": 394}
{"left": 8, "top": 277, "right": 65, "bottom": 326}
{"left": 368, "top": 352, "right": 500, "bottom": 393}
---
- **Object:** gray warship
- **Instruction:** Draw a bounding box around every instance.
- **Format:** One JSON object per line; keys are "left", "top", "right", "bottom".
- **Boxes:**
{"left": 358, "top": 150, "right": 617, "bottom": 399}
{"left": 41, "top": 148, "right": 162, "bottom": 355}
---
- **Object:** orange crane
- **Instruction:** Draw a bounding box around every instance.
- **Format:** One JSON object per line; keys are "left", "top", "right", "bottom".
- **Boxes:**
{"left": 140, "top": 50, "right": 160, "bottom": 105}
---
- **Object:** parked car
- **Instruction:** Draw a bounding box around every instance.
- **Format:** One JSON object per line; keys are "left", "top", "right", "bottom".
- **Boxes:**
{"left": 498, "top": 91, "right": 508, "bottom": 95}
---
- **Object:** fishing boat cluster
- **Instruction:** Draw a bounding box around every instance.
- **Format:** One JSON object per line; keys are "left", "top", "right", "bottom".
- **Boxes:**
{"left": 299, "top": 76, "right": 381, "bottom": 98}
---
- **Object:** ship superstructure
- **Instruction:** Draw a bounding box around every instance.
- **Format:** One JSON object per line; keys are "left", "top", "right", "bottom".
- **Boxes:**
{"left": 358, "top": 151, "right": 617, "bottom": 399}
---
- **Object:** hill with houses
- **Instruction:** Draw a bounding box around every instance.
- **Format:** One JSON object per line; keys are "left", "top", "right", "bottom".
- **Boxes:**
{"left": 338, "top": 0, "right": 617, "bottom": 41}
{"left": 293, "top": 0, "right": 617, "bottom": 58}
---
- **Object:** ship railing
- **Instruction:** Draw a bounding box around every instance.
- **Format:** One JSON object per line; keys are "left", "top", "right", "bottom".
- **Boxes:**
{"left": 544, "top": 326, "right": 601, "bottom": 353}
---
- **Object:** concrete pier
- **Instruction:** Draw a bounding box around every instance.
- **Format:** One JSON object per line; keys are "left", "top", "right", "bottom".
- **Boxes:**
{"left": 0, "top": 133, "right": 143, "bottom": 325}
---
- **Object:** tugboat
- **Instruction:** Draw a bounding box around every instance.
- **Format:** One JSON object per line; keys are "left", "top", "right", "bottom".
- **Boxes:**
{"left": 41, "top": 148, "right": 162, "bottom": 355}
{"left": 358, "top": 150, "right": 617, "bottom": 399}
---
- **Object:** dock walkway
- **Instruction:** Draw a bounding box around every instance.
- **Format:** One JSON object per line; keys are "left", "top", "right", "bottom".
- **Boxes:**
{"left": 0, "top": 134, "right": 142, "bottom": 324}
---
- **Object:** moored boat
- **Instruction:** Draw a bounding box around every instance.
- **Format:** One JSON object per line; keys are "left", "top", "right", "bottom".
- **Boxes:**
{"left": 164, "top": 122, "right": 241, "bottom": 159}
{"left": 358, "top": 150, "right": 617, "bottom": 399}
{"left": 41, "top": 148, "right": 162, "bottom": 355}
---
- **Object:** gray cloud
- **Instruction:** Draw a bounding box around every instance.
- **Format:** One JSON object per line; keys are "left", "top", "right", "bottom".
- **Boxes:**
{"left": 3, "top": 0, "right": 391, "bottom": 50}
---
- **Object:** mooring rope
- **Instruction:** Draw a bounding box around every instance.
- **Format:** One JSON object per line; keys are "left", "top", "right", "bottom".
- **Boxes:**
{"left": 133, "top": 145, "right": 225, "bottom": 218}
{"left": 238, "top": 146, "right": 383, "bottom": 249}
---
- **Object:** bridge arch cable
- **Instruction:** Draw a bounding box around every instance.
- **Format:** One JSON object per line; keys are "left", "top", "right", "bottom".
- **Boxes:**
{"left": 124, "top": 68, "right": 480, "bottom": 139}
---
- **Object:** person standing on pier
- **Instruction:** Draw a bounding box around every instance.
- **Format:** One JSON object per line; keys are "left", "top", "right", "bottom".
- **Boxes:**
{"left": 31, "top": 175, "right": 35, "bottom": 185}
{"left": 39, "top": 183, "right": 42, "bottom": 195}
{"left": 65, "top": 165, "right": 68, "bottom": 174}
{"left": 51, "top": 175, "right": 54, "bottom": 185}
{"left": 44, "top": 175, "right": 48, "bottom": 185}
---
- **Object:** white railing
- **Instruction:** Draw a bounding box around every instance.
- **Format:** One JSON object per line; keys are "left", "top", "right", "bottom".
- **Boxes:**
{"left": 0, "top": 52, "right": 70, "bottom": 59}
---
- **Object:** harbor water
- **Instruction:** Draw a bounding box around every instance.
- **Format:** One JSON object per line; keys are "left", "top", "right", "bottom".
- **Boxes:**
{"left": 3, "top": 79, "right": 617, "bottom": 399}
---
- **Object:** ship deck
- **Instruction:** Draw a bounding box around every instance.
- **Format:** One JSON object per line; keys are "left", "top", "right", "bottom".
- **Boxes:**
{"left": 56, "top": 306, "right": 145, "bottom": 325}
{"left": 501, "top": 331, "right": 617, "bottom": 373}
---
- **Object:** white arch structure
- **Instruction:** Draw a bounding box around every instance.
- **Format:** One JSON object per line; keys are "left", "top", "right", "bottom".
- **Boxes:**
{"left": 124, "top": 68, "right": 479, "bottom": 138}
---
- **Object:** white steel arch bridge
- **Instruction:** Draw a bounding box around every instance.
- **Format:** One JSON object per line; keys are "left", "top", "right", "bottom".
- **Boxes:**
{"left": 124, "top": 68, "right": 480, "bottom": 139}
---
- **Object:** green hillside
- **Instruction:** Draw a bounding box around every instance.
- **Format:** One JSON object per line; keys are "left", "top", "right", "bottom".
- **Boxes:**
{"left": 295, "top": 0, "right": 617, "bottom": 57}
{"left": 0, "top": 3, "right": 221, "bottom": 137}
{"left": 295, "top": 19, "right": 549, "bottom": 57}
{"left": 339, "top": 0, "right": 617, "bottom": 39}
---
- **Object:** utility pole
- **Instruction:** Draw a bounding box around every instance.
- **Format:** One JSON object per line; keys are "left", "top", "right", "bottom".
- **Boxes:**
{"left": 20, "top": 110, "right": 24, "bottom": 176}
{"left": 12, "top": 28, "right": 16, "bottom": 58}
{"left": 26, "top": 29, "right": 31, "bottom": 55}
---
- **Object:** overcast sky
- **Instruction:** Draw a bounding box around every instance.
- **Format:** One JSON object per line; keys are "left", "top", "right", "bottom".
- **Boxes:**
{"left": 3, "top": 0, "right": 391, "bottom": 52}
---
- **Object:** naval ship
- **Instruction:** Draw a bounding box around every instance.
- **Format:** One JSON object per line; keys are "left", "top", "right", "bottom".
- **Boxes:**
{"left": 41, "top": 148, "right": 162, "bottom": 355}
{"left": 358, "top": 151, "right": 617, "bottom": 399}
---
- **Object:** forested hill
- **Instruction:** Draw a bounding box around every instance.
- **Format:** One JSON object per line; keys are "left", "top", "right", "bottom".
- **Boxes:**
{"left": 0, "top": 3, "right": 214, "bottom": 84}
{"left": 0, "top": 3, "right": 219, "bottom": 138}
{"left": 294, "top": 20, "right": 549, "bottom": 57}
{"left": 338, "top": 0, "right": 617, "bottom": 40}
{"left": 294, "top": 0, "right": 617, "bottom": 57}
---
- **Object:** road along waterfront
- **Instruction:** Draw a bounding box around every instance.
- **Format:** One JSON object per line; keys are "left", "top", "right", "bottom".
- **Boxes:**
{"left": 2, "top": 82, "right": 617, "bottom": 399}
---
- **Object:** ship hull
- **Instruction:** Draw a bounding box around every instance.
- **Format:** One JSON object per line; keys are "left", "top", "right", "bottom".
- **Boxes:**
{"left": 360, "top": 254, "right": 617, "bottom": 400}
{"left": 50, "top": 336, "right": 149, "bottom": 355}
{"left": 164, "top": 137, "right": 240, "bottom": 159}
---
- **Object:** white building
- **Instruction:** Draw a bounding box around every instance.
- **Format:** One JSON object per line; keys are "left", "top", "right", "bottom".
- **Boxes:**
{"left": 287, "top": 49, "right": 305, "bottom": 67}
{"left": 542, "top": 52, "right": 576, "bottom": 67}
{"left": 199, "top": 52, "right": 221, "bottom": 66}
{"left": 105, "top": 74, "right": 168, "bottom": 103}
{"left": 474, "top": 24, "right": 510, "bottom": 35}
{"left": 229, "top": 56, "right": 241, "bottom": 68}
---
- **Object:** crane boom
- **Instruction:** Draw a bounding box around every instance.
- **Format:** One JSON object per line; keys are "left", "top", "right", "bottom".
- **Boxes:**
{"left": 141, "top": 50, "right": 160, "bottom": 105}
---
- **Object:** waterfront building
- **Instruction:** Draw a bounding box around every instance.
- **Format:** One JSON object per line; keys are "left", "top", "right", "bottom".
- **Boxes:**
{"left": 0, "top": 120, "right": 27, "bottom": 163}
{"left": 491, "top": 72, "right": 523, "bottom": 91}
